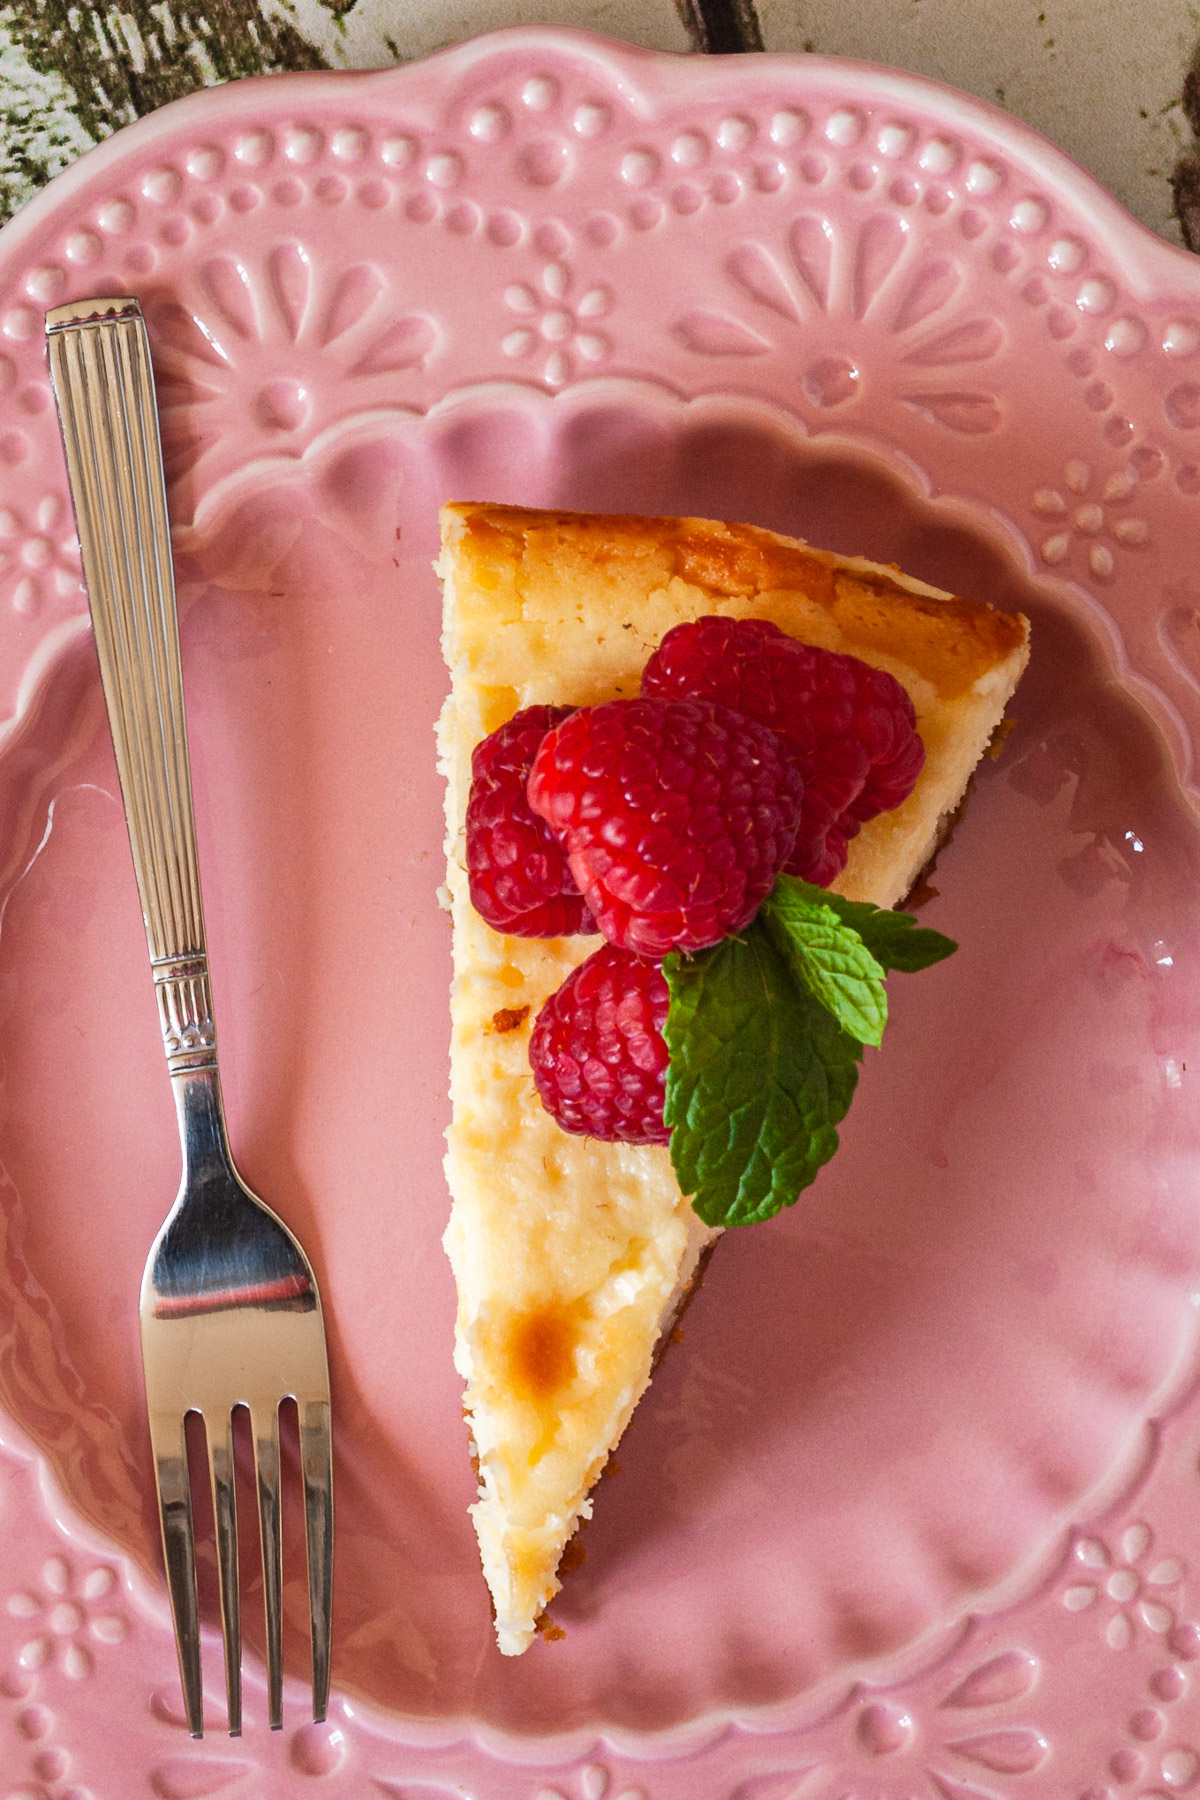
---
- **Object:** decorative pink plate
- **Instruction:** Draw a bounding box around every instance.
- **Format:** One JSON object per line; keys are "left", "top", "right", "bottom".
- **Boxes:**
{"left": 4, "top": 25, "right": 1200, "bottom": 1795}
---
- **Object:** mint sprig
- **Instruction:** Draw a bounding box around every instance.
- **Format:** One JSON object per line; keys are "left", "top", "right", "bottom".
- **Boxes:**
{"left": 779, "top": 877, "right": 959, "bottom": 974}
{"left": 762, "top": 881, "right": 888, "bottom": 1047}
{"left": 663, "top": 876, "right": 956, "bottom": 1228}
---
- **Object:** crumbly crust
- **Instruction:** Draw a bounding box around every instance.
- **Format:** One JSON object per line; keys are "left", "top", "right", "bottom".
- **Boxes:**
{"left": 437, "top": 502, "right": 1030, "bottom": 1654}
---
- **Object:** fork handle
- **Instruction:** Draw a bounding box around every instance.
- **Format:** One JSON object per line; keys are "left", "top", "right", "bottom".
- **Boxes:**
{"left": 47, "top": 298, "right": 217, "bottom": 1077}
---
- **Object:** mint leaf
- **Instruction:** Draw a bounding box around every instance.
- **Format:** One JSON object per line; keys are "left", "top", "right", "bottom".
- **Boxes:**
{"left": 661, "top": 877, "right": 953, "bottom": 1229}
{"left": 663, "top": 922, "right": 854, "bottom": 1228}
{"left": 804, "top": 979, "right": 863, "bottom": 1126}
{"left": 770, "top": 873, "right": 958, "bottom": 974}
{"left": 761, "top": 883, "right": 887, "bottom": 1047}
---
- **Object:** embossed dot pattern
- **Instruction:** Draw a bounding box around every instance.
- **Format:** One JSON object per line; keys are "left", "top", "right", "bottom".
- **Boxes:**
{"left": 856, "top": 1700, "right": 914, "bottom": 1753}
{"left": 1166, "top": 384, "right": 1200, "bottom": 430}
{"left": 1163, "top": 1748, "right": 1200, "bottom": 1786}
{"left": 771, "top": 110, "right": 808, "bottom": 148}
{"left": 574, "top": 103, "right": 609, "bottom": 139}
{"left": 1078, "top": 276, "right": 1116, "bottom": 314}
{"left": 288, "top": 1722, "right": 346, "bottom": 1775}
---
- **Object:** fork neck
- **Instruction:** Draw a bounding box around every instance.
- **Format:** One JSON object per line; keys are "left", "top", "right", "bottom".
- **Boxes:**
{"left": 170, "top": 1065, "right": 235, "bottom": 1186}
{"left": 154, "top": 952, "right": 234, "bottom": 1183}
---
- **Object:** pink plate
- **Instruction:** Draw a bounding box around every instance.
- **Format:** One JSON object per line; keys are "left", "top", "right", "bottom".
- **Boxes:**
{"left": 4, "top": 26, "right": 1200, "bottom": 1794}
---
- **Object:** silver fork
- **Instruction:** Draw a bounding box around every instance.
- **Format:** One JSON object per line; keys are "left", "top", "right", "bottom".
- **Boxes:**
{"left": 46, "top": 297, "right": 333, "bottom": 1739}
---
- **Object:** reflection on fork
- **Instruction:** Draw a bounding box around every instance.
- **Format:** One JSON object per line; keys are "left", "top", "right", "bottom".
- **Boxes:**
{"left": 47, "top": 295, "right": 333, "bottom": 1737}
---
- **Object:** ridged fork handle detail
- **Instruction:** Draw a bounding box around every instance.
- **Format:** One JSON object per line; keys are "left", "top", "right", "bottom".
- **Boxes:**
{"left": 47, "top": 298, "right": 216, "bottom": 1077}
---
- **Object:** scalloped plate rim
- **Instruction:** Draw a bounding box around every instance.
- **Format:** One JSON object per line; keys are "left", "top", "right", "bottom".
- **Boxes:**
{"left": 2, "top": 25, "right": 1198, "bottom": 297}
{"left": 4, "top": 24, "right": 1200, "bottom": 1788}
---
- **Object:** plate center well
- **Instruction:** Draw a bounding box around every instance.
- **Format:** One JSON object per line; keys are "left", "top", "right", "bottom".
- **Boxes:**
{"left": 2, "top": 394, "right": 1199, "bottom": 1734}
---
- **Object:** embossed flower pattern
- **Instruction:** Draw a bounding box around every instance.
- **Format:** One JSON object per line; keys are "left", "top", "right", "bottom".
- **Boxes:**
{"left": 1062, "top": 1521, "right": 1184, "bottom": 1648}
{"left": 0, "top": 493, "right": 83, "bottom": 618}
{"left": 1032, "top": 457, "right": 1153, "bottom": 582}
{"left": 147, "top": 244, "right": 437, "bottom": 480}
{"left": 502, "top": 261, "right": 612, "bottom": 387}
{"left": 533, "top": 1763, "right": 645, "bottom": 1800}
{"left": 793, "top": 1649, "right": 1048, "bottom": 1800}
{"left": 670, "top": 213, "right": 1004, "bottom": 434}
{"left": 6, "top": 1555, "right": 127, "bottom": 1679}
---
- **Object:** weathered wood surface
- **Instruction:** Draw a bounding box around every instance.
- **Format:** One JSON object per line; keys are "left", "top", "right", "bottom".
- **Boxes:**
{"left": 0, "top": 1, "right": 324, "bottom": 222}
{"left": 0, "top": 0, "right": 701, "bottom": 225}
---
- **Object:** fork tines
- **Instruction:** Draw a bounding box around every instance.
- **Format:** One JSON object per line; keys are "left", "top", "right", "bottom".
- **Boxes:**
{"left": 146, "top": 1386, "right": 333, "bottom": 1735}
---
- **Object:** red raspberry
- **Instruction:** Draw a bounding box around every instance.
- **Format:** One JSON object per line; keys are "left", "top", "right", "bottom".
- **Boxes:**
{"left": 529, "top": 944, "right": 670, "bottom": 1144}
{"left": 527, "top": 697, "right": 803, "bottom": 958}
{"left": 641, "top": 617, "right": 924, "bottom": 886}
{"left": 466, "top": 705, "right": 596, "bottom": 936}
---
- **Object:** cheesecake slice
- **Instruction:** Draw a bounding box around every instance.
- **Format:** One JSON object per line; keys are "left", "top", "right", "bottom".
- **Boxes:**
{"left": 437, "top": 503, "right": 1030, "bottom": 1655}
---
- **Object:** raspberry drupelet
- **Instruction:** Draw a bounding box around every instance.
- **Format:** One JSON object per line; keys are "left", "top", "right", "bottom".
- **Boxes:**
{"left": 641, "top": 616, "right": 925, "bottom": 886}
{"left": 527, "top": 695, "right": 804, "bottom": 959}
{"left": 529, "top": 944, "right": 670, "bottom": 1144}
{"left": 466, "top": 704, "right": 596, "bottom": 937}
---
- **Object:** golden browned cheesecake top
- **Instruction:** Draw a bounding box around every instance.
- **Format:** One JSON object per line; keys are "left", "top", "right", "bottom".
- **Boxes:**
{"left": 449, "top": 503, "right": 1027, "bottom": 704}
